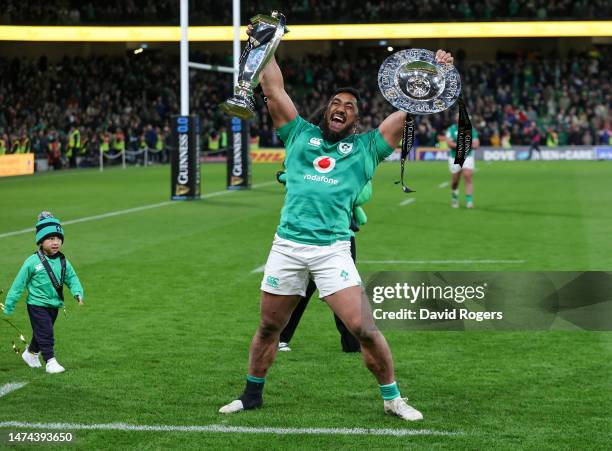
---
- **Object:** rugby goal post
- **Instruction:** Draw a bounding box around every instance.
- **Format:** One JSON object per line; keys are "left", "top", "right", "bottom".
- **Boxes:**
{"left": 172, "top": 0, "right": 251, "bottom": 198}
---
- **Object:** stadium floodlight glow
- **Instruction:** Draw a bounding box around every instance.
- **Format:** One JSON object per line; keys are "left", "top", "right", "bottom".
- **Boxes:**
{"left": 387, "top": 46, "right": 394, "bottom": 52}
{"left": 0, "top": 21, "right": 611, "bottom": 42}
{"left": 133, "top": 48, "right": 144, "bottom": 54}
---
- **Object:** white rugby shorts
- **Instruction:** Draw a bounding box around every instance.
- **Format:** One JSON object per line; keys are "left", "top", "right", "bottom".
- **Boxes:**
{"left": 448, "top": 155, "right": 475, "bottom": 174}
{"left": 260, "top": 234, "right": 361, "bottom": 298}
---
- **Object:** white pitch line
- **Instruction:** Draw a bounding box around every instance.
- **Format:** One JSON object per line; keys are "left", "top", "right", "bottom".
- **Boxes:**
{"left": 399, "top": 198, "right": 415, "bottom": 207}
{"left": 0, "top": 421, "right": 462, "bottom": 437}
{"left": 359, "top": 259, "right": 525, "bottom": 264}
{"left": 0, "top": 382, "right": 28, "bottom": 399}
{"left": 438, "top": 181, "right": 449, "bottom": 188}
{"left": 0, "top": 182, "right": 275, "bottom": 240}
{"left": 251, "top": 264, "right": 266, "bottom": 274}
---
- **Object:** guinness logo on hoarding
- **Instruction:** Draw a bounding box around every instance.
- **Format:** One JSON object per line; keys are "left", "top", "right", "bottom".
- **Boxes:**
{"left": 175, "top": 184, "right": 191, "bottom": 195}
{"left": 231, "top": 176, "right": 244, "bottom": 186}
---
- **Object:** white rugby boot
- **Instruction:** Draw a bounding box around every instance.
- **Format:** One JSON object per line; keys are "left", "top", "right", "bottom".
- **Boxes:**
{"left": 219, "top": 399, "right": 245, "bottom": 414}
{"left": 45, "top": 357, "right": 65, "bottom": 374}
{"left": 22, "top": 347, "right": 42, "bottom": 368}
{"left": 383, "top": 397, "right": 423, "bottom": 421}
{"left": 278, "top": 342, "right": 292, "bottom": 352}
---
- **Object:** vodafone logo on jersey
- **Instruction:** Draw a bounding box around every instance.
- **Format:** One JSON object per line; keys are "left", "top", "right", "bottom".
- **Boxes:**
{"left": 313, "top": 156, "right": 336, "bottom": 174}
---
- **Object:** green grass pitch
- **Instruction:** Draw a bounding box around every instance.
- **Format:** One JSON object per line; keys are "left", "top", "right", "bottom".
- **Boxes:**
{"left": 0, "top": 161, "right": 610, "bottom": 449}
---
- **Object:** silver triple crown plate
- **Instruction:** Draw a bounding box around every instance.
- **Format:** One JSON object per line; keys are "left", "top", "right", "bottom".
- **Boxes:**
{"left": 378, "top": 48, "right": 461, "bottom": 115}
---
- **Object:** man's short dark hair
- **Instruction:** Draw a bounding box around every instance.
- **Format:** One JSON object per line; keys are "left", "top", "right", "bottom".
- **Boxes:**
{"left": 331, "top": 87, "right": 361, "bottom": 103}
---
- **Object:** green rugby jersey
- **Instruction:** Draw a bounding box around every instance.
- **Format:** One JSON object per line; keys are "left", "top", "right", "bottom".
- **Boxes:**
{"left": 445, "top": 124, "right": 479, "bottom": 158}
{"left": 277, "top": 115, "right": 394, "bottom": 245}
{"left": 4, "top": 253, "right": 83, "bottom": 314}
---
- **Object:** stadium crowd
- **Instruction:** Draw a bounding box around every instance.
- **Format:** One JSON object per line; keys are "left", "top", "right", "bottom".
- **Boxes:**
{"left": 1, "top": 47, "right": 610, "bottom": 164}
{"left": 271, "top": 47, "right": 612, "bottom": 149}
{"left": 0, "top": 53, "right": 176, "bottom": 166}
{"left": 1, "top": 0, "right": 610, "bottom": 25}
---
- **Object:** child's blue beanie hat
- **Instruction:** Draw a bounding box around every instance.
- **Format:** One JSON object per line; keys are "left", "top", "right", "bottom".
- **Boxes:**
{"left": 35, "top": 211, "right": 64, "bottom": 245}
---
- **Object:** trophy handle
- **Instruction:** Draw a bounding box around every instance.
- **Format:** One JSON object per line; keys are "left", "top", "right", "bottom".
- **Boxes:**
{"left": 239, "top": 12, "right": 288, "bottom": 85}
{"left": 220, "top": 11, "right": 288, "bottom": 119}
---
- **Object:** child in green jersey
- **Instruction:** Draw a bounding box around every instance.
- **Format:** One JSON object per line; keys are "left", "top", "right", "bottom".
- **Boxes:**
{"left": 2, "top": 212, "right": 84, "bottom": 374}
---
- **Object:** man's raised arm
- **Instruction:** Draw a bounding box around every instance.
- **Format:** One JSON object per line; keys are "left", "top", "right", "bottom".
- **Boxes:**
{"left": 259, "top": 56, "right": 298, "bottom": 129}
{"left": 379, "top": 111, "right": 408, "bottom": 149}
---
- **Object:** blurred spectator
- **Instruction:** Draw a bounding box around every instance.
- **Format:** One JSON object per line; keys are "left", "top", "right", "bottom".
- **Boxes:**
{"left": 527, "top": 121, "right": 542, "bottom": 159}
{"left": 501, "top": 128, "right": 512, "bottom": 148}
{"left": 546, "top": 126, "right": 559, "bottom": 147}
{"left": 0, "top": 132, "right": 8, "bottom": 155}
{"left": 599, "top": 120, "right": 612, "bottom": 145}
{"left": 47, "top": 132, "right": 62, "bottom": 170}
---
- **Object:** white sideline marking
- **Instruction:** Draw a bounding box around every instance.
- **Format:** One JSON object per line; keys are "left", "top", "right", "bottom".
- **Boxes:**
{"left": 359, "top": 259, "right": 525, "bottom": 265}
{"left": 0, "top": 421, "right": 462, "bottom": 437}
{"left": 0, "top": 182, "right": 275, "bottom": 240}
{"left": 0, "top": 382, "right": 28, "bottom": 399}
{"left": 438, "top": 181, "right": 449, "bottom": 188}
{"left": 251, "top": 264, "right": 266, "bottom": 274}
{"left": 399, "top": 198, "right": 415, "bottom": 207}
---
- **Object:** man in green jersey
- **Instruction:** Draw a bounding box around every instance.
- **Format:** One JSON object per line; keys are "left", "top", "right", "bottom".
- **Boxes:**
{"left": 446, "top": 120, "right": 480, "bottom": 208}
{"left": 220, "top": 33, "right": 454, "bottom": 420}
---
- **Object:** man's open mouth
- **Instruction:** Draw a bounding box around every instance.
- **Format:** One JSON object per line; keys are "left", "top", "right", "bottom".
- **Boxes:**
{"left": 331, "top": 113, "right": 346, "bottom": 126}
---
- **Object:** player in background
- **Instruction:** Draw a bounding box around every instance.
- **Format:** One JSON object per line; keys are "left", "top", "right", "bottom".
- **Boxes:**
{"left": 446, "top": 119, "right": 480, "bottom": 208}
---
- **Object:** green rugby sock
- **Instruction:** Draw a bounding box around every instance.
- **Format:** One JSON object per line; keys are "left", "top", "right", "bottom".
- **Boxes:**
{"left": 246, "top": 374, "right": 265, "bottom": 384}
{"left": 379, "top": 381, "right": 401, "bottom": 401}
{"left": 452, "top": 189, "right": 459, "bottom": 200}
{"left": 466, "top": 194, "right": 473, "bottom": 203}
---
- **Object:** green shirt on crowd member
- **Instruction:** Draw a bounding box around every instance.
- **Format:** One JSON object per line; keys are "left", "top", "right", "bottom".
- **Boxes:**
{"left": 276, "top": 115, "right": 393, "bottom": 245}
{"left": 445, "top": 124, "right": 479, "bottom": 158}
{"left": 3, "top": 253, "right": 84, "bottom": 313}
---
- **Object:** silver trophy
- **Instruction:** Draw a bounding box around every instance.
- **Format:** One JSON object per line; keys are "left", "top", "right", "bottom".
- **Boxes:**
{"left": 378, "top": 48, "right": 461, "bottom": 115}
{"left": 220, "top": 11, "right": 288, "bottom": 120}
{"left": 378, "top": 49, "right": 472, "bottom": 192}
